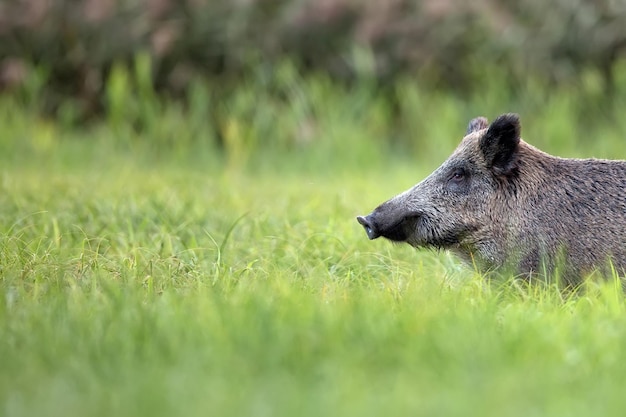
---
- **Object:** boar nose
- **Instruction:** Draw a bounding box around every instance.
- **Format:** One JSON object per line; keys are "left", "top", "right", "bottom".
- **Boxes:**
{"left": 356, "top": 215, "right": 380, "bottom": 240}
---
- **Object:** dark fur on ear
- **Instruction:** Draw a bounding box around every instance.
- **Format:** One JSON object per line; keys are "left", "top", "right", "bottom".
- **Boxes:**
{"left": 480, "top": 113, "right": 521, "bottom": 177}
{"left": 466, "top": 117, "right": 489, "bottom": 134}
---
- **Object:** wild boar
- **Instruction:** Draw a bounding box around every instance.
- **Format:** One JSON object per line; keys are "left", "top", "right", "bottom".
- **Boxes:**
{"left": 357, "top": 113, "right": 626, "bottom": 285}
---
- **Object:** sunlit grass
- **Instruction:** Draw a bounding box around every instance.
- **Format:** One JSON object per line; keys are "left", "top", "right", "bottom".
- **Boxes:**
{"left": 2, "top": 70, "right": 626, "bottom": 416}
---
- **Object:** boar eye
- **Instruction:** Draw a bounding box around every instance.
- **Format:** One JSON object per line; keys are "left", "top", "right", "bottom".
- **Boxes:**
{"left": 450, "top": 169, "right": 466, "bottom": 182}
{"left": 447, "top": 168, "right": 469, "bottom": 191}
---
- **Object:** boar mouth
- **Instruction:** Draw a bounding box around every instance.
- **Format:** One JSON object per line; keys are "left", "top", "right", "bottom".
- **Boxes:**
{"left": 414, "top": 218, "right": 479, "bottom": 250}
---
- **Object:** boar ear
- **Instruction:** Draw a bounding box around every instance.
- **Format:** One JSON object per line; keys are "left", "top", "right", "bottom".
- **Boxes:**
{"left": 466, "top": 116, "right": 489, "bottom": 134}
{"left": 480, "top": 113, "right": 521, "bottom": 176}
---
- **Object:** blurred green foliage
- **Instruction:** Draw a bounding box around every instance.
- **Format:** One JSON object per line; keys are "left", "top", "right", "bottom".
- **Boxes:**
{"left": 2, "top": 53, "right": 626, "bottom": 174}
{"left": 2, "top": 0, "right": 626, "bottom": 121}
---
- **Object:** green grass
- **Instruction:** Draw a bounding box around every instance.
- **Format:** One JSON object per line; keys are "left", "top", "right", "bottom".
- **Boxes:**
{"left": 2, "top": 72, "right": 626, "bottom": 416}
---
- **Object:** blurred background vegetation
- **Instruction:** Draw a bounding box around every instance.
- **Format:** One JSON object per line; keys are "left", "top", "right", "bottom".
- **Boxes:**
{"left": 1, "top": 0, "right": 626, "bottom": 166}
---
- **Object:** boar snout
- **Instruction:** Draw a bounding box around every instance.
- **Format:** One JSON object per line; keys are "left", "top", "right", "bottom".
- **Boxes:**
{"left": 357, "top": 208, "right": 419, "bottom": 242}
{"left": 357, "top": 215, "right": 380, "bottom": 240}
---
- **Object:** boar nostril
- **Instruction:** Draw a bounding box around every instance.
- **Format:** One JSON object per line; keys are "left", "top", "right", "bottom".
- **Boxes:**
{"left": 356, "top": 215, "right": 380, "bottom": 240}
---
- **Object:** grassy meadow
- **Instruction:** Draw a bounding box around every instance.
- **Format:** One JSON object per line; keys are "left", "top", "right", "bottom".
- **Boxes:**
{"left": 2, "top": 67, "right": 626, "bottom": 416}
